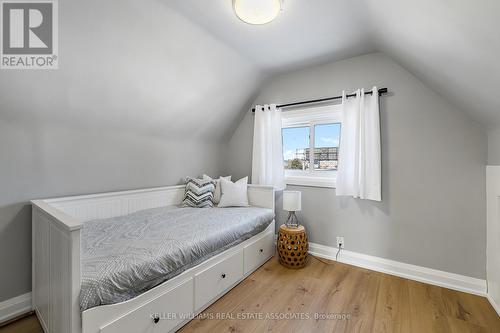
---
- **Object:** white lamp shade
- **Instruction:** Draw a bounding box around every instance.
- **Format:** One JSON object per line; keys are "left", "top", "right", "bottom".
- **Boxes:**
{"left": 283, "top": 191, "right": 301, "bottom": 212}
{"left": 233, "top": 0, "right": 281, "bottom": 25}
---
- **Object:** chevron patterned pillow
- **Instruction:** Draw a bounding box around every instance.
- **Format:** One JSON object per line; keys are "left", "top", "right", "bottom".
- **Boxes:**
{"left": 182, "top": 177, "right": 217, "bottom": 208}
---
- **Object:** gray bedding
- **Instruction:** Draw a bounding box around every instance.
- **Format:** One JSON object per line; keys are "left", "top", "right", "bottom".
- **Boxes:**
{"left": 79, "top": 206, "right": 274, "bottom": 311}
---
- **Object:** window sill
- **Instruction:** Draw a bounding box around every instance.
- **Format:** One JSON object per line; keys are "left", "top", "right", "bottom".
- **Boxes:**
{"left": 285, "top": 176, "right": 336, "bottom": 189}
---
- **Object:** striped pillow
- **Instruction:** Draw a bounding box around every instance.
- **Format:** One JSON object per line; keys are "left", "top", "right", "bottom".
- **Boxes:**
{"left": 182, "top": 177, "right": 216, "bottom": 208}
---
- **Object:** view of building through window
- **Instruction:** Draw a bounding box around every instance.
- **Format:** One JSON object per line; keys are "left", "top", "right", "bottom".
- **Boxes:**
{"left": 282, "top": 126, "right": 310, "bottom": 170}
{"left": 314, "top": 123, "right": 341, "bottom": 170}
{"left": 282, "top": 123, "right": 341, "bottom": 171}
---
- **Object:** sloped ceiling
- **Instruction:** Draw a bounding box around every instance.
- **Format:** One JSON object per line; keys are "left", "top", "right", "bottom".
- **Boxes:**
{"left": 367, "top": 0, "right": 500, "bottom": 129}
{"left": 167, "top": 0, "right": 500, "bottom": 129}
{"left": 0, "top": 0, "right": 263, "bottom": 141}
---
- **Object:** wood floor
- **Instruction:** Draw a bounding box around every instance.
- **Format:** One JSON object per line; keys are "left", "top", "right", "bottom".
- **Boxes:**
{"left": 0, "top": 313, "right": 43, "bottom": 333}
{"left": 178, "top": 256, "right": 500, "bottom": 332}
{"left": 2, "top": 256, "right": 499, "bottom": 333}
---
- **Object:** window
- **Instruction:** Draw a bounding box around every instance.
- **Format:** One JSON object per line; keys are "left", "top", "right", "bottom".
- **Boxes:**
{"left": 282, "top": 126, "right": 310, "bottom": 171}
{"left": 314, "top": 123, "right": 341, "bottom": 171}
{"left": 282, "top": 104, "right": 342, "bottom": 188}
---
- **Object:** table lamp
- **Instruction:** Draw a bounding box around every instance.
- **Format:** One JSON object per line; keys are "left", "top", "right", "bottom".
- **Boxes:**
{"left": 283, "top": 190, "right": 301, "bottom": 228}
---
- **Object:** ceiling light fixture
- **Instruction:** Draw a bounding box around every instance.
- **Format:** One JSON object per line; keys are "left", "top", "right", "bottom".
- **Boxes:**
{"left": 233, "top": 0, "right": 283, "bottom": 25}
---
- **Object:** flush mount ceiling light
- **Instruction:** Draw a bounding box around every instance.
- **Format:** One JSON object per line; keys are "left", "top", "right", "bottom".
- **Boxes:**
{"left": 233, "top": 0, "right": 283, "bottom": 25}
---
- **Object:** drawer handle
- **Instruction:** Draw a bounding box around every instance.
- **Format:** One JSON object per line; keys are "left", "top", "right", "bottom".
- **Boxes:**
{"left": 259, "top": 248, "right": 264, "bottom": 253}
{"left": 221, "top": 273, "right": 226, "bottom": 279}
{"left": 153, "top": 315, "right": 160, "bottom": 324}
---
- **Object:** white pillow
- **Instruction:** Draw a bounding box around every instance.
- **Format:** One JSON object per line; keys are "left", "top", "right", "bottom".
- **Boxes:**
{"left": 202, "top": 174, "right": 231, "bottom": 204}
{"left": 218, "top": 177, "right": 249, "bottom": 208}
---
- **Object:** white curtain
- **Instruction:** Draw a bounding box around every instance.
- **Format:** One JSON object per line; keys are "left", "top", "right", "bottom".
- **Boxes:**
{"left": 252, "top": 104, "right": 285, "bottom": 190}
{"left": 336, "top": 87, "right": 381, "bottom": 201}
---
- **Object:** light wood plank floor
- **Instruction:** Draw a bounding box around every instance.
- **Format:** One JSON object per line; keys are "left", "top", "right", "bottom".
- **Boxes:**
{"left": 2, "top": 256, "right": 498, "bottom": 333}
{"left": 0, "top": 313, "right": 43, "bottom": 333}
{"left": 179, "top": 256, "right": 499, "bottom": 333}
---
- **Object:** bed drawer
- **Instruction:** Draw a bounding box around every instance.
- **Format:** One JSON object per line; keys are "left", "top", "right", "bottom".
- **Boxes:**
{"left": 100, "top": 278, "right": 193, "bottom": 333}
{"left": 194, "top": 250, "right": 243, "bottom": 310}
{"left": 244, "top": 231, "right": 275, "bottom": 275}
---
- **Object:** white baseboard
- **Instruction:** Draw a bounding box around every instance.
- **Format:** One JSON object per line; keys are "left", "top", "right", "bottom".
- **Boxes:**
{"left": 309, "top": 242, "right": 487, "bottom": 297}
{"left": 0, "top": 292, "right": 32, "bottom": 324}
{"left": 486, "top": 293, "right": 500, "bottom": 316}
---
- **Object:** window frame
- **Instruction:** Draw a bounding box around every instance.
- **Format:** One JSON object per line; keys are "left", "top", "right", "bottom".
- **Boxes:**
{"left": 282, "top": 104, "right": 342, "bottom": 188}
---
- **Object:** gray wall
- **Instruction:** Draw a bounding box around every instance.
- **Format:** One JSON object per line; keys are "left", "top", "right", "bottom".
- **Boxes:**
{"left": 0, "top": 0, "right": 262, "bottom": 302}
{"left": 0, "top": 123, "right": 228, "bottom": 301}
{"left": 228, "top": 53, "right": 487, "bottom": 279}
{"left": 488, "top": 128, "right": 500, "bottom": 165}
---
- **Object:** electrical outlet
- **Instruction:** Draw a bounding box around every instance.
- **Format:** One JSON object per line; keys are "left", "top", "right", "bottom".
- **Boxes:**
{"left": 336, "top": 236, "right": 344, "bottom": 248}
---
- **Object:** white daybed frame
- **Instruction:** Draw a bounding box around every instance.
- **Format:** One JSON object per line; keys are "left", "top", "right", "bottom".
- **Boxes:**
{"left": 31, "top": 184, "right": 275, "bottom": 333}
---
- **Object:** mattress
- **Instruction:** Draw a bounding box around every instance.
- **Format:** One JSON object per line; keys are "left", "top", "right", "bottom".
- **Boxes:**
{"left": 79, "top": 206, "right": 274, "bottom": 311}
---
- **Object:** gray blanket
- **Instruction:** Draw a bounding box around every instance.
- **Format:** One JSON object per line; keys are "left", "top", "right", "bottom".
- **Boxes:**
{"left": 80, "top": 206, "right": 274, "bottom": 311}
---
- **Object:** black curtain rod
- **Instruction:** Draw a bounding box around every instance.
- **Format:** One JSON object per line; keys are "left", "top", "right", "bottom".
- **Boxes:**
{"left": 252, "top": 87, "right": 388, "bottom": 112}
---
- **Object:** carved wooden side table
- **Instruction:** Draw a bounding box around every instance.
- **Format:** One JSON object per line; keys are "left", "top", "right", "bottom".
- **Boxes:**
{"left": 277, "top": 224, "right": 308, "bottom": 269}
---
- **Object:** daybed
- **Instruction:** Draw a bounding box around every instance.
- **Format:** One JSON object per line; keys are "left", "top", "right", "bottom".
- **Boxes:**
{"left": 31, "top": 184, "right": 275, "bottom": 333}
